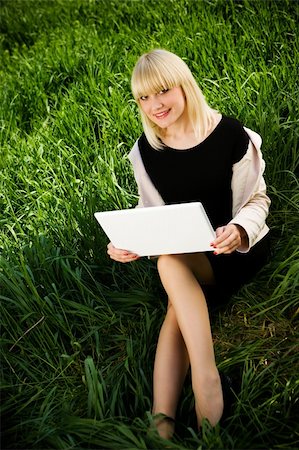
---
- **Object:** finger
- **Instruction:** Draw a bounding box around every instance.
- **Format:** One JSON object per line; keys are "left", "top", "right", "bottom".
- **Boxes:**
{"left": 216, "top": 232, "right": 238, "bottom": 249}
{"left": 214, "top": 242, "right": 238, "bottom": 255}
{"left": 120, "top": 255, "right": 140, "bottom": 263}
{"left": 107, "top": 244, "right": 128, "bottom": 258}
{"left": 211, "top": 227, "right": 226, "bottom": 248}
{"left": 114, "top": 255, "right": 140, "bottom": 263}
{"left": 215, "top": 226, "right": 226, "bottom": 238}
{"left": 213, "top": 224, "right": 241, "bottom": 247}
{"left": 212, "top": 228, "right": 231, "bottom": 247}
{"left": 214, "top": 235, "right": 241, "bottom": 254}
{"left": 108, "top": 248, "right": 140, "bottom": 263}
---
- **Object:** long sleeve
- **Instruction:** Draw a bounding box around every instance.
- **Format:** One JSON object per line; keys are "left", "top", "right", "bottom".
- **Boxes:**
{"left": 230, "top": 129, "right": 270, "bottom": 252}
{"left": 128, "top": 139, "right": 165, "bottom": 208}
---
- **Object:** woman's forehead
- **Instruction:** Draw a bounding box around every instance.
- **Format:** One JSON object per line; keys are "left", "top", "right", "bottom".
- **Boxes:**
{"left": 135, "top": 74, "right": 178, "bottom": 97}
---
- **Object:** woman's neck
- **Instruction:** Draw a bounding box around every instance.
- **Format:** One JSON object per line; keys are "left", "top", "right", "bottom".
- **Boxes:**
{"left": 162, "top": 128, "right": 198, "bottom": 150}
{"left": 161, "top": 112, "right": 222, "bottom": 150}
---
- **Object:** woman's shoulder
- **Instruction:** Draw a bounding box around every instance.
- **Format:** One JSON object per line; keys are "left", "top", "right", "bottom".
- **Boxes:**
{"left": 220, "top": 115, "right": 248, "bottom": 135}
{"left": 221, "top": 115, "right": 247, "bottom": 133}
{"left": 220, "top": 115, "right": 250, "bottom": 162}
{"left": 128, "top": 133, "right": 153, "bottom": 164}
{"left": 138, "top": 132, "right": 148, "bottom": 148}
{"left": 128, "top": 137, "right": 141, "bottom": 162}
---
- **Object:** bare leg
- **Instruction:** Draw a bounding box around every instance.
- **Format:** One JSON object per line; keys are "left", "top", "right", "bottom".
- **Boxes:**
{"left": 151, "top": 302, "right": 189, "bottom": 438}
{"left": 155, "top": 253, "right": 223, "bottom": 429}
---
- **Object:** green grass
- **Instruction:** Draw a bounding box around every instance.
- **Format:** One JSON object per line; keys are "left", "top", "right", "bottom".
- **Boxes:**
{"left": 0, "top": 0, "right": 298, "bottom": 448}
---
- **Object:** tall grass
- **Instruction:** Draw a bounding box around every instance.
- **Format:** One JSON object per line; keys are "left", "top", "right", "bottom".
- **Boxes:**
{"left": 1, "top": 0, "right": 298, "bottom": 448}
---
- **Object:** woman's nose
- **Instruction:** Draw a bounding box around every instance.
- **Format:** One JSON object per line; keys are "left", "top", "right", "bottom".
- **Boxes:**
{"left": 152, "top": 97, "right": 163, "bottom": 111}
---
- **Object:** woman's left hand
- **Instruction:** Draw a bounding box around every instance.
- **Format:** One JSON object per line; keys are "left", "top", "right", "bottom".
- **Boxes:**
{"left": 211, "top": 224, "right": 245, "bottom": 255}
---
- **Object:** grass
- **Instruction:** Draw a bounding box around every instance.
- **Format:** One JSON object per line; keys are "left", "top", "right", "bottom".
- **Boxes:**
{"left": 0, "top": 0, "right": 298, "bottom": 448}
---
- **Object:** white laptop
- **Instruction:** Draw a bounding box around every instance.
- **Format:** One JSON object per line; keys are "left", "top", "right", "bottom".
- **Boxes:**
{"left": 94, "top": 202, "right": 215, "bottom": 257}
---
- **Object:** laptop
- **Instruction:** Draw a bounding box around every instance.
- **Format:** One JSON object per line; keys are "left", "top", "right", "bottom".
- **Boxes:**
{"left": 94, "top": 202, "right": 215, "bottom": 257}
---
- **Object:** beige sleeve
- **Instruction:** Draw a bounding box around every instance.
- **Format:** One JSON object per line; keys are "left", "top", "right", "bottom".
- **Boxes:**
{"left": 229, "top": 141, "right": 270, "bottom": 252}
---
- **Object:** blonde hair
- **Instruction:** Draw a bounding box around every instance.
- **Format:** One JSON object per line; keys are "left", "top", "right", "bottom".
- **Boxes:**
{"left": 131, "top": 49, "right": 217, "bottom": 150}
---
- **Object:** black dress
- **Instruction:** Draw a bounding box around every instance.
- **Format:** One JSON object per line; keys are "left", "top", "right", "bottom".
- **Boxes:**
{"left": 138, "top": 116, "right": 270, "bottom": 308}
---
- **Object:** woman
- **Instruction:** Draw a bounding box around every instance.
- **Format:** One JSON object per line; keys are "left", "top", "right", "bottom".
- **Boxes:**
{"left": 107, "top": 49, "right": 270, "bottom": 439}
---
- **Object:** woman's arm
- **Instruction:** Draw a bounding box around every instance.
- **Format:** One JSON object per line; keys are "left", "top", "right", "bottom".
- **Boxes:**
{"left": 229, "top": 137, "right": 270, "bottom": 252}
{"left": 128, "top": 140, "right": 165, "bottom": 208}
{"left": 212, "top": 132, "right": 270, "bottom": 255}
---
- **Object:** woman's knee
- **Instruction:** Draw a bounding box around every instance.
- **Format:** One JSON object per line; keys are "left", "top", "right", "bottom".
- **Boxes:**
{"left": 157, "top": 254, "right": 186, "bottom": 274}
{"left": 157, "top": 253, "right": 214, "bottom": 285}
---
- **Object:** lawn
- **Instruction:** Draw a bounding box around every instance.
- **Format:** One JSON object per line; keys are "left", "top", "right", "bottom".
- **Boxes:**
{"left": 0, "top": 0, "right": 298, "bottom": 448}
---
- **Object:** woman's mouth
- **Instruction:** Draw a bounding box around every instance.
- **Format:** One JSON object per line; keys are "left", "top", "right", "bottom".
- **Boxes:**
{"left": 154, "top": 109, "right": 170, "bottom": 120}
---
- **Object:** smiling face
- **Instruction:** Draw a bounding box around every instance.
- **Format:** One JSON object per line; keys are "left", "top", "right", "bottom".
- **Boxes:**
{"left": 138, "top": 86, "right": 187, "bottom": 130}
{"left": 131, "top": 49, "right": 209, "bottom": 149}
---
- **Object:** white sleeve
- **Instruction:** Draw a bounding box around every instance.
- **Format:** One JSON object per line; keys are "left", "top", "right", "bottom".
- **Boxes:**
{"left": 229, "top": 140, "right": 270, "bottom": 252}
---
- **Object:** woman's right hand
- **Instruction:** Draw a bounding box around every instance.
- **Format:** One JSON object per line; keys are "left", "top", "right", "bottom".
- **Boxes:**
{"left": 107, "top": 242, "right": 140, "bottom": 263}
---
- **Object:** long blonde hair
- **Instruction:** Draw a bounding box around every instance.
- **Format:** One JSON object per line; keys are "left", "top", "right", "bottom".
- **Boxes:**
{"left": 131, "top": 49, "right": 217, "bottom": 150}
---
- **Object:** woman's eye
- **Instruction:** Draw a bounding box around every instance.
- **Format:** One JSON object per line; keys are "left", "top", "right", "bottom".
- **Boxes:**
{"left": 140, "top": 95, "right": 148, "bottom": 101}
{"left": 159, "top": 88, "right": 169, "bottom": 94}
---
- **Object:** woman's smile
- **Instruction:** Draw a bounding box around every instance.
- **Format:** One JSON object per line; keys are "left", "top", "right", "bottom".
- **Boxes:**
{"left": 139, "top": 86, "right": 187, "bottom": 130}
{"left": 154, "top": 109, "right": 171, "bottom": 120}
